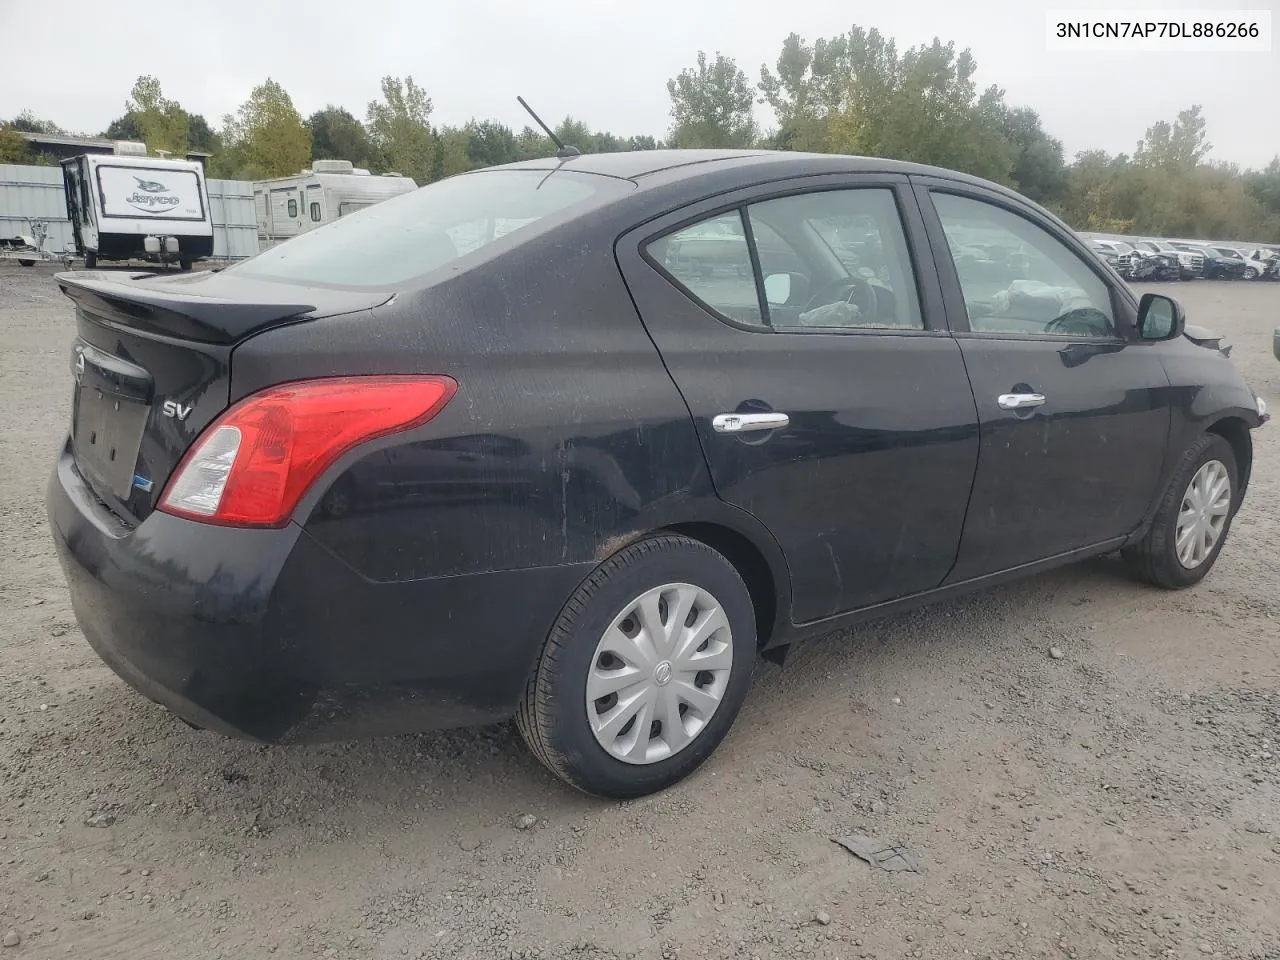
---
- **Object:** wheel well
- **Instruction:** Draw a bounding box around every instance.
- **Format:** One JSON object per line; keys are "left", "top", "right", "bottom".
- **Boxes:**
{"left": 1207, "top": 417, "right": 1253, "bottom": 493}
{"left": 665, "top": 521, "right": 779, "bottom": 649}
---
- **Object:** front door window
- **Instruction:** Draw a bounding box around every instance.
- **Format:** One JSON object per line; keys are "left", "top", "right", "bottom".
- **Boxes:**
{"left": 932, "top": 193, "right": 1117, "bottom": 339}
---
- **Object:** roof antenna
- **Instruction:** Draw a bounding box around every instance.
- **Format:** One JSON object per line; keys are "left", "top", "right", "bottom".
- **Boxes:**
{"left": 517, "top": 96, "right": 580, "bottom": 160}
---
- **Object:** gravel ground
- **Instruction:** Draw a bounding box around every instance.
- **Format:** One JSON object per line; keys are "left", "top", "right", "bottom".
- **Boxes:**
{"left": 2, "top": 264, "right": 1279, "bottom": 960}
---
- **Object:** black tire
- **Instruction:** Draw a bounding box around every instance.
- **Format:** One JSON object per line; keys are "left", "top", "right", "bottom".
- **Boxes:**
{"left": 83, "top": 251, "right": 97, "bottom": 269}
{"left": 517, "top": 534, "right": 756, "bottom": 798}
{"left": 1123, "top": 433, "right": 1239, "bottom": 589}
{"left": 17, "top": 259, "right": 34, "bottom": 267}
{"left": 179, "top": 257, "right": 193, "bottom": 271}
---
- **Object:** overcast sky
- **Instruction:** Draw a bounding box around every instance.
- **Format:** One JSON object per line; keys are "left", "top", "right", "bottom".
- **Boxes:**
{"left": 1, "top": 0, "right": 1275, "bottom": 167}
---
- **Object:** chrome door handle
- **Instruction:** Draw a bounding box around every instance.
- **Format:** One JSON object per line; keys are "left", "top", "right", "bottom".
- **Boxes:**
{"left": 712, "top": 412, "right": 790, "bottom": 434}
{"left": 997, "top": 393, "right": 1046, "bottom": 410}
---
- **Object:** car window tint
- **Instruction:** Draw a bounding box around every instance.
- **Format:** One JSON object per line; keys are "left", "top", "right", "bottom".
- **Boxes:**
{"left": 746, "top": 188, "right": 923, "bottom": 331}
{"left": 932, "top": 193, "right": 1116, "bottom": 339}
{"left": 646, "top": 212, "right": 764, "bottom": 327}
{"left": 232, "top": 170, "right": 630, "bottom": 288}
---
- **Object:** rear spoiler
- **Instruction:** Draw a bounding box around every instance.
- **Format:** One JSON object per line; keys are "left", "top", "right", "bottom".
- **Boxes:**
{"left": 55, "top": 270, "right": 389, "bottom": 345}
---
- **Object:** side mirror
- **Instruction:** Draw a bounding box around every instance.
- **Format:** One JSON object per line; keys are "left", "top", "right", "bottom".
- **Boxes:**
{"left": 1136, "top": 293, "right": 1185, "bottom": 342}
{"left": 763, "top": 273, "right": 792, "bottom": 306}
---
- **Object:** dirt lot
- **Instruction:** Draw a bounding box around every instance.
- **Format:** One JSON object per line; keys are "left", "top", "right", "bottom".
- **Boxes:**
{"left": 1, "top": 264, "right": 1278, "bottom": 960}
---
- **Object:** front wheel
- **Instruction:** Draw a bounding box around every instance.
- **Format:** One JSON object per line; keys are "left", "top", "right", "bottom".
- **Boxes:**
{"left": 1123, "top": 433, "right": 1239, "bottom": 589}
{"left": 517, "top": 534, "right": 756, "bottom": 798}
{"left": 83, "top": 251, "right": 97, "bottom": 269}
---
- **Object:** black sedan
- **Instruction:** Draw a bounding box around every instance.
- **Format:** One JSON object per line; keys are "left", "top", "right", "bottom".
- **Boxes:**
{"left": 47, "top": 150, "right": 1268, "bottom": 798}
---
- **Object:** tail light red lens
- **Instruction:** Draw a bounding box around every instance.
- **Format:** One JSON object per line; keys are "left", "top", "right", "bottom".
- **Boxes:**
{"left": 158, "top": 375, "right": 456, "bottom": 527}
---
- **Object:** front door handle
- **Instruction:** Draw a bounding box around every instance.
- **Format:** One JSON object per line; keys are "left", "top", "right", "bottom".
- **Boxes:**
{"left": 997, "top": 392, "right": 1047, "bottom": 410}
{"left": 712, "top": 412, "right": 790, "bottom": 434}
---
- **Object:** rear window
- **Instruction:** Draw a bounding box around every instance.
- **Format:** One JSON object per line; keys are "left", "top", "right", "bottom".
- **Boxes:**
{"left": 232, "top": 169, "right": 630, "bottom": 288}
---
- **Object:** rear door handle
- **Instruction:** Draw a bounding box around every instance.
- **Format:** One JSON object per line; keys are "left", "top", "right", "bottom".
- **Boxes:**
{"left": 997, "top": 393, "right": 1047, "bottom": 410}
{"left": 712, "top": 412, "right": 790, "bottom": 434}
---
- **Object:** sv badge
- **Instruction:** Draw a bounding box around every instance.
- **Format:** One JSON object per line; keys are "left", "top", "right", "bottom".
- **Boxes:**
{"left": 161, "top": 400, "right": 193, "bottom": 421}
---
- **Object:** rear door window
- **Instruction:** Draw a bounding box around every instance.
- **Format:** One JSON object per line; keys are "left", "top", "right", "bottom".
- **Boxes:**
{"left": 646, "top": 213, "right": 763, "bottom": 327}
{"left": 644, "top": 186, "right": 924, "bottom": 332}
{"left": 745, "top": 188, "right": 922, "bottom": 330}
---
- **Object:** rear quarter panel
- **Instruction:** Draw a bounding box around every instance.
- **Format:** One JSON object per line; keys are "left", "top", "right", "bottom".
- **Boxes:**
{"left": 227, "top": 219, "right": 788, "bottom": 595}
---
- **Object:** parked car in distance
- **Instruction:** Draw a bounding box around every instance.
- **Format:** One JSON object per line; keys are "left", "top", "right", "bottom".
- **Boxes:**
{"left": 1128, "top": 239, "right": 1185, "bottom": 280}
{"left": 1086, "top": 239, "right": 1137, "bottom": 278}
{"left": 1136, "top": 239, "right": 1204, "bottom": 279}
{"left": 47, "top": 150, "right": 1269, "bottom": 799}
{"left": 1243, "top": 247, "right": 1280, "bottom": 279}
{"left": 1209, "top": 246, "right": 1256, "bottom": 279}
{"left": 1173, "top": 243, "right": 1247, "bottom": 280}
{"left": 1231, "top": 249, "right": 1267, "bottom": 279}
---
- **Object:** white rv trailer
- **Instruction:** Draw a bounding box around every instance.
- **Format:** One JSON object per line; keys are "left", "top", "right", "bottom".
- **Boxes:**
{"left": 61, "top": 153, "right": 214, "bottom": 269}
{"left": 253, "top": 160, "right": 417, "bottom": 247}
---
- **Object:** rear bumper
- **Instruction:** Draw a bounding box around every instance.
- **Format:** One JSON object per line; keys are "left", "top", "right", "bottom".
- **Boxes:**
{"left": 47, "top": 443, "right": 592, "bottom": 742}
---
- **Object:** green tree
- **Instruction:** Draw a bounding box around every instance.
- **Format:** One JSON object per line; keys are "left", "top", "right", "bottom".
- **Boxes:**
{"left": 0, "top": 123, "right": 31, "bottom": 163}
{"left": 516, "top": 125, "right": 555, "bottom": 161}
{"left": 366, "top": 75, "right": 436, "bottom": 182}
{"left": 628, "top": 134, "right": 660, "bottom": 151}
{"left": 125, "top": 75, "right": 189, "bottom": 156}
{"left": 186, "top": 114, "right": 222, "bottom": 156}
{"left": 104, "top": 113, "right": 143, "bottom": 141}
{"left": 307, "top": 106, "right": 373, "bottom": 167}
{"left": 666, "top": 51, "right": 758, "bottom": 148}
{"left": 554, "top": 117, "right": 595, "bottom": 153}
{"left": 221, "top": 78, "right": 311, "bottom": 179}
{"left": 1060, "top": 150, "right": 1133, "bottom": 233}
{"left": 825, "top": 31, "right": 1015, "bottom": 183}
{"left": 1001, "top": 107, "right": 1066, "bottom": 205}
{"left": 105, "top": 109, "right": 218, "bottom": 157}
{"left": 466, "top": 120, "right": 520, "bottom": 167}
{"left": 1135, "top": 105, "right": 1211, "bottom": 169}
{"left": 2, "top": 113, "right": 62, "bottom": 164}
{"left": 593, "top": 131, "right": 628, "bottom": 153}
{"left": 1244, "top": 156, "right": 1280, "bottom": 223}
{"left": 433, "top": 126, "right": 472, "bottom": 178}
{"left": 758, "top": 32, "right": 830, "bottom": 150}
{"left": 7, "top": 110, "right": 63, "bottom": 135}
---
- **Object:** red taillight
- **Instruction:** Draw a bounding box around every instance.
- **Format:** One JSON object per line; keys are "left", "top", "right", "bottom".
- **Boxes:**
{"left": 158, "top": 375, "right": 456, "bottom": 527}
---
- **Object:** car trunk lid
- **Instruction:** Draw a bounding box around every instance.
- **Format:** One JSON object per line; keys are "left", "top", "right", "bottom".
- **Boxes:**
{"left": 57, "top": 269, "right": 389, "bottom": 524}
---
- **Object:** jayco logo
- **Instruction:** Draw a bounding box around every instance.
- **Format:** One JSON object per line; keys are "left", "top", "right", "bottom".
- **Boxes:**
{"left": 126, "top": 176, "right": 181, "bottom": 214}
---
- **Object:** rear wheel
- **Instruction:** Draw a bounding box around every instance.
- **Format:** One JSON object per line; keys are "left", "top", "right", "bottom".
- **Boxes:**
{"left": 517, "top": 534, "right": 756, "bottom": 798}
{"left": 1123, "top": 433, "right": 1239, "bottom": 589}
{"left": 17, "top": 259, "right": 34, "bottom": 267}
{"left": 180, "top": 257, "right": 193, "bottom": 271}
{"left": 83, "top": 251, "right": 97, "bottom": 269}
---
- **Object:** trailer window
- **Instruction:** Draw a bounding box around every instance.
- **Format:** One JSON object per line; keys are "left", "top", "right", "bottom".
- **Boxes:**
{"left": 310, "top": 202, "right": 322, "bottom": 222}
{"left": 232, "top": 169, "right": 632, "bottom": 288}
{"left": 288, "top": 199, "right": 298, "bottom": 218}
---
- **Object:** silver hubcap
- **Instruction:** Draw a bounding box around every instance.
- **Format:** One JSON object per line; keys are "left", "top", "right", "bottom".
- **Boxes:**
{"left": 1175, "top": 459, "right": 1231, "bottom": 569}
{"left": 586, "top": 582, "right": 733, "bottom": 765}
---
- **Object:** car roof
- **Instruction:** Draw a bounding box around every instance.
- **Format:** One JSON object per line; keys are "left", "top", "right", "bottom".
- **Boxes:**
{"left": 493, "top": 148, "right": 1002, "bottom": 189}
